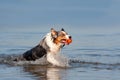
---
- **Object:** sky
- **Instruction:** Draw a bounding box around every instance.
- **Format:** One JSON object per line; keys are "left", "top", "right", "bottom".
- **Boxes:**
{"left": 0, "top": 0, "right": 120, "bottom": 28}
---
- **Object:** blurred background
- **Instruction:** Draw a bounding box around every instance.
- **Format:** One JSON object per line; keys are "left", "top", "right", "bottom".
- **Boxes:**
{"left": 0, "top": 0, "right": 120, "bottom": 28}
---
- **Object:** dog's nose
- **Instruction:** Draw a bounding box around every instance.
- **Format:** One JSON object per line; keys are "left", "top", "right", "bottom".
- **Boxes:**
{"left": 69, "top": 36, "right": 72, "bottom": 39}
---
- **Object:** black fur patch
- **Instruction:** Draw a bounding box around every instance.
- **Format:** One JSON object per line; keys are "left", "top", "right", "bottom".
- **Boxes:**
{"left": 23, "top": 45, "right": 47, "bottom": 61}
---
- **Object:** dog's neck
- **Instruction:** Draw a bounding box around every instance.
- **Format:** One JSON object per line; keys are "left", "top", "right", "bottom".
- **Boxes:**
{"left": 40, "top": 33, "right": 62, "bottom": 54}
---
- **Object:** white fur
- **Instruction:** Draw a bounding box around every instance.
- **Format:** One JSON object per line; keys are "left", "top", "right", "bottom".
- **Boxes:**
{"left": 44, "top": 33, "right": 69, "bottom": 67}
{"left": 45, "top": 33, "right": 61, "bottom": 65}
{"left": 47, "top": 52, "right": 60, "bottom": 66}
{"left": 45, "top": 33, "right": 61, "bottom": 52}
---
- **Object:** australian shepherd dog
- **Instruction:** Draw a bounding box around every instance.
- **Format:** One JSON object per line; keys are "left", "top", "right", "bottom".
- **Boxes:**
{"left": 15, "top": 28, "right": 72, "bottom": 67}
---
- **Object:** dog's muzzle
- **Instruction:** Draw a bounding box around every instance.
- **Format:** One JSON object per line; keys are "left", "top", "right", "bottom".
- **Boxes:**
{"left": 66, "top": 36, "right": 72, "bottom": 45}
{"left": 61, "top": 35, "right": 72, "bottom": 45}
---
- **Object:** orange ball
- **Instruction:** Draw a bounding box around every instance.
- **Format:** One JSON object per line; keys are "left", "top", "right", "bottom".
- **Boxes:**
{"left": 66, "top": 39, "right": 72, "bottom": 45}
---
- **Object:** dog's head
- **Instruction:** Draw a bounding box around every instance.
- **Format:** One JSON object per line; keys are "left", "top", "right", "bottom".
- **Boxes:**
{"left": 51, "top": 28, "right": 72, "bottom": 46}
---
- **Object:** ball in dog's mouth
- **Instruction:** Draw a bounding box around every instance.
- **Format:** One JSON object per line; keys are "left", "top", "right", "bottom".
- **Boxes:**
{"left": 61, "top": 39, "right": 72, "bottom": 45}
{"left": 66, "top": 39, "right": 72, "bottom": 45}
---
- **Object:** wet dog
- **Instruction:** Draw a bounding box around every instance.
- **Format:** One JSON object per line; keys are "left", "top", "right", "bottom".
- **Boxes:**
{"left": 15, "top": 28, "right": 72, "bottom": 66}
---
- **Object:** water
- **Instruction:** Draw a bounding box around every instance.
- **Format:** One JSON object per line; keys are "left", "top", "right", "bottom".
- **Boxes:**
{"left": 0, "top": 26, "right": 120, "bottom": 80}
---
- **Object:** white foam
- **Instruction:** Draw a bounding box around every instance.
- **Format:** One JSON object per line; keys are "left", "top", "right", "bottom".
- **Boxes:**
{"left": 47, "top": 52, "right": 70, "bottom": 67}
{"left": 13, "top": 56, "right": 48, "bottom": 66}
{"left": 1, "top": 53, "right": 70, "bottom": 67}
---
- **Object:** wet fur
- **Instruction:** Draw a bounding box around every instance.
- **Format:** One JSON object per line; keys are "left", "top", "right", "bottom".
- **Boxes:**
{"left": 22, "top": 36, "right": 50, "bottom": 61}
{"left": 23, "top": 45, "right": 47, "bottom": 61}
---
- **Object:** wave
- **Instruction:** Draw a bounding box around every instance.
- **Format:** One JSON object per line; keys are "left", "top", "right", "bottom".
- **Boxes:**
{"left": 0, "top": 54, "right": 120, "bottom": 70}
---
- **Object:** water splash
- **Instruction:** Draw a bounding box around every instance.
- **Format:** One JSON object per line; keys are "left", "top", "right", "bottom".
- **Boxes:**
{"left": 1, "top": 54, "right": 120, "bottom": 70}
{"left": 47, "top": 53, "right": 70, "bottom": 67}
{"left": 0, "top": 54, "right": 70, "bottom": 67}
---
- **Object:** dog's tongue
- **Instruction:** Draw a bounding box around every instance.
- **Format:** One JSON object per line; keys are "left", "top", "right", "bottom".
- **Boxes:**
{"left": 66, "top": 39, "right": 72, "bottom": 45}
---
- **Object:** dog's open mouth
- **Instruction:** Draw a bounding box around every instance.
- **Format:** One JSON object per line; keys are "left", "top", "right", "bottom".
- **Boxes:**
{"left": 61, "top": 39, "right": 72, "bottom": 45}
{"left": 61, "top": 39, "right": 67, "bottom": 43}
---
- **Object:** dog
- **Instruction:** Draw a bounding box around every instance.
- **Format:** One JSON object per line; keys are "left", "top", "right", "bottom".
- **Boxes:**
{"left": 15, "top": 28, "right": 72, "bottom": 66}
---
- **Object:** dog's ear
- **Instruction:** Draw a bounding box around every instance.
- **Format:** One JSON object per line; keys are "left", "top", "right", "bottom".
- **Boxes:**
{"left": 61, "top": 28, "right": 65, "bottom": 31}
{"left": 51, "top": 28, "right": 57, "bottom": 38}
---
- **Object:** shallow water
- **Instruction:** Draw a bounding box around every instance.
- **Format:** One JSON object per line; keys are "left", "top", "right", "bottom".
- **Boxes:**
{"left": 0, "top": 26, "right": 120, "bottom": 80}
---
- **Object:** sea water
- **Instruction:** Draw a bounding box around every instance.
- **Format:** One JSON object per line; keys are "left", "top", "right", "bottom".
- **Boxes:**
{"left": 0, "top": 26, "right": 120, "bottom": 80}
